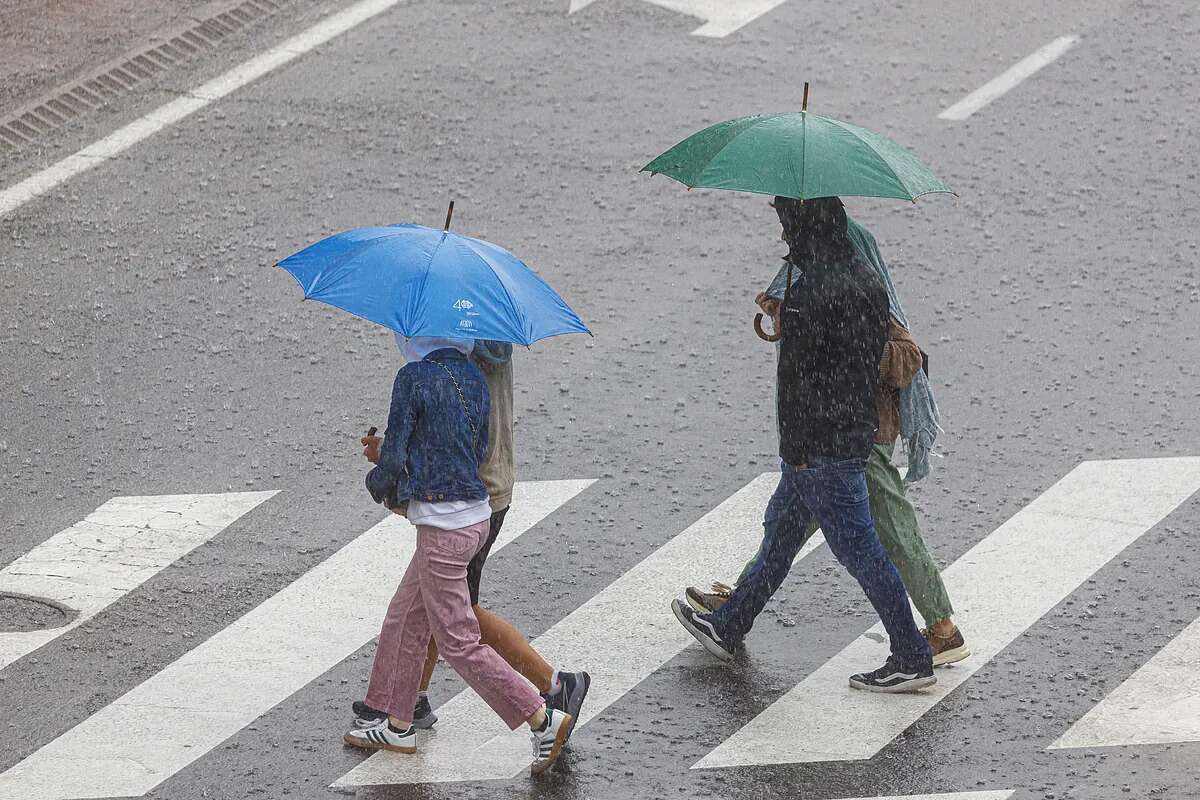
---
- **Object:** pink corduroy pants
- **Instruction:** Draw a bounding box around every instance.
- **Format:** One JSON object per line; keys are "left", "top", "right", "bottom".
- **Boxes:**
{"left": 365, "top": 519, "right": 543, "bottom": 729}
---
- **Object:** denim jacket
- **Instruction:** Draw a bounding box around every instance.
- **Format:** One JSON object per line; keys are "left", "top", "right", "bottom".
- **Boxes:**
{"left": 366, "top": 348, "right": 490, "bottom": 510}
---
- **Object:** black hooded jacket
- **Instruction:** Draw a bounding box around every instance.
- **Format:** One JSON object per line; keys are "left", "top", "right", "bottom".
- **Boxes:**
{"left": 774, "top": 197, "right": 889, "bottom": 465}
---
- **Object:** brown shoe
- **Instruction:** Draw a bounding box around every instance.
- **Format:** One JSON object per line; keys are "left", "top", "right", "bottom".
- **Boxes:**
{"left": 685, "top": 582, "right": 732, "bottom": 613}
{"left": 923, "top": 626, "right": 970, "bottom": 666}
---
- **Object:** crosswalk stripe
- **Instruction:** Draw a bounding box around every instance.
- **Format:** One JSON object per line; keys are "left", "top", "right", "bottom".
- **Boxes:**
{"left": 0, "top": 480, "right": 592, "bottom": 800}
{"left": 336, "top": 472, "right": 826, "bottom": 786}
{"left": 0, "top": 491, "right": 277, "bottom": 671}
{"left": 693, "top": 457, "right": 1200, "bottom": 769}
{"left": 1049, "top": 612, "right": 1200, "bottom": 750}
{"left": 837, "top": 793, "right": 1014, "bottom": 800}
{"left": 568, "top": 0, "right": 790, "bottom": 38}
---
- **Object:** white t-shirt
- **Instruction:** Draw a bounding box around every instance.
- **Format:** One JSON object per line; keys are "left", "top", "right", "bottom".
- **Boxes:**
{"left": 407, "top": 497, "right": 492, "bottom": 530}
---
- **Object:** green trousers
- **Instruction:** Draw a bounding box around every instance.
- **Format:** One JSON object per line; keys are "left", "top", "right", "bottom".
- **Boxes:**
{"left": 736, "top": 442, "right": 954, "bottom": 626}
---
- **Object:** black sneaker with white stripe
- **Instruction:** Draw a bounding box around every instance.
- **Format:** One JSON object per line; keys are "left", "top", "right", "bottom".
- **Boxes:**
{"left": 848, "top": 655, "right": 936, "bottom": 693}
{"left": 352, "top": 696, "right": 437, "bottom": 729}
{"left": 342, "top": 719, "right": 417, "bottom": 753}
{"left": 671, "top": 598, "right": 736, "bottom": 661}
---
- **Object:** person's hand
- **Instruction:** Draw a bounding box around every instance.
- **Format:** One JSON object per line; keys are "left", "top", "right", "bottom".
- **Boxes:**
{"left": 755, "top": 292, "right": 781, "bottom": 317}
{"left": 390, "top": 502, "right": 408, "bottom": 516}
{"left": 361, "top": 434, "right": 382, "bottom": 464}
{"left": 755, "top": 293, "right": 782, "bottom": 333}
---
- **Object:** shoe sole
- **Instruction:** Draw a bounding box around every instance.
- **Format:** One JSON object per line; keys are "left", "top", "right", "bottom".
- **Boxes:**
{"left": 342, "top": 733, "right": 416, "bottom": 754}
{"left": 848, "top": 674, "right": 937, "bottom": 693}
{"left": 933, "top": 645, "right": 970, "bottom": 667}
{"left": 530, "top": 712, "right": 573, "bottom": 776}
{"left": 671, "top": 599, "right": 734, "bottom": 662}
{"left": 561, "top": 672, "right": 591, "bottom": 743}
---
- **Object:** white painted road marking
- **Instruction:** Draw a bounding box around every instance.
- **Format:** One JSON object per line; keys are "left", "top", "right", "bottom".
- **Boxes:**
{"left": 0, "top": 491, "right": 276, "bottom": 670}
{"left": 1050, "top": 612, "right": 1200, "bottom": 750}
{"left": 568, "top": 0, "right": 789, "bottom": 38}
{"left": 0, "top": 480, "right": 592, "bottom": 800}
{"left": 694, "top": 458, "right": 1200, "bottom": 769}
{"left": 0, "top": 0, "right": 407, "bottom": 218}
{"left": 939, "top": 35, "right": 1078, "bottom": 121}
{"left": 337, "top": 472, "right": 824, "bottom": 786}
{"left": 839, "top": 794, "right": 1014, "bottom": 800}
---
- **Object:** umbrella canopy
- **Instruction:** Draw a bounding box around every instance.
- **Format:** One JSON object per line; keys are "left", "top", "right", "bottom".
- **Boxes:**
{"left": 277, "top": 224, "right": 590, "bottom": 347}
{"left": 642, "top": 112, "right": 954, "bottom": 202}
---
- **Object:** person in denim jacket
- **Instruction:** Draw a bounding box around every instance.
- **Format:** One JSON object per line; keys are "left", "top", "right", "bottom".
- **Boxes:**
{"left": 345, "top": 335, "right": 573, "bottom": 774}
{"left": 352, "top": 338, "right": 590, "bottom": 746}
{"left": 364, "top": 337, "right": 490, "bottom": 511}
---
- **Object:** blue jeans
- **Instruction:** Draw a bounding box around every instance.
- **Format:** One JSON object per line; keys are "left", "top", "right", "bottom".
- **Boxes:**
{"left": 710, "top": 457, "right": 932, "bottom": 669}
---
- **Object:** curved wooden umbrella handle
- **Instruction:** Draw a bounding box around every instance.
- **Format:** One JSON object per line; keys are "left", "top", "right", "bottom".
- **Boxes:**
{"left": 754, "top": 313, "right": 782, "bottom": 342}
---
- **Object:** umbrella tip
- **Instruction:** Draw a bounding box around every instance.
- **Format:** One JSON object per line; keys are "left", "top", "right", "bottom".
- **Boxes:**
{"left": 802, "top": 81, "right": 809, "bottom": 111}
{"left": 444, "top": 200, "right": 455, "bottom": 231}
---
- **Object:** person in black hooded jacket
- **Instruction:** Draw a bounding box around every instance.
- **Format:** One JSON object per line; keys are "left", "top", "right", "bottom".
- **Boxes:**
{"left": 671, "top": 197, "right": 935, "bottom": 692}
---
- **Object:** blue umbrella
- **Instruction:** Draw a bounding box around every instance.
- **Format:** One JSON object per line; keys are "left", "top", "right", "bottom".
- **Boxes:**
{"left": 277, "top": 213, "right": 590, "bottom": 346}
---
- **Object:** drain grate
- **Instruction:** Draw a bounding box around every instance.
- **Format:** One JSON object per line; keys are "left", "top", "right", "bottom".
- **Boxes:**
{"left": 0, "top": 0, "right": 290, "bottom": 152}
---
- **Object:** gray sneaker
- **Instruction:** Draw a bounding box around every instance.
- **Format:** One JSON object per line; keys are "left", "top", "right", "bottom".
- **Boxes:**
{"left": 544, "top": 670, "right": 591, "bottom": 742}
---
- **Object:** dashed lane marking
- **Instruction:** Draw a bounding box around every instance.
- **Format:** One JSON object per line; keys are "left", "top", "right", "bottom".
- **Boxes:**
{"left": 939, "top": 35, "right": 1079, "bottom": 121}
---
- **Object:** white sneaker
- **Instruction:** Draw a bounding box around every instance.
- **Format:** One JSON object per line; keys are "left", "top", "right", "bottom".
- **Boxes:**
{"left": 342, "top": 719, "right": 416, "bottom": 753}
{"left": 529, "top": 708, "right": 573, "bottom": 775}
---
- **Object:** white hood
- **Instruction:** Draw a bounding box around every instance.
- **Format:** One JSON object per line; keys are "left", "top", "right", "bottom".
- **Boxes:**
{"left": 394, "top": 333, "right": 474, "bottom": 363}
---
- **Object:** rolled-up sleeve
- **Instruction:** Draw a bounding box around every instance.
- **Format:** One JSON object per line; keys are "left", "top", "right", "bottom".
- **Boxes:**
{"left": 764, "top": 262, "right": 790, "bottom": 302}
{"left": 366, "top": 367, "right": 418, "bottom": 508}
{"left": 880, "top": 317, "right": 923, "bottom": 390}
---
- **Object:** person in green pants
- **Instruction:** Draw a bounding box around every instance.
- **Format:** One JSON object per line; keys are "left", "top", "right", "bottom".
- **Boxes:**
{"left": 685, "top": 214, "right": 969, "bottom": 666}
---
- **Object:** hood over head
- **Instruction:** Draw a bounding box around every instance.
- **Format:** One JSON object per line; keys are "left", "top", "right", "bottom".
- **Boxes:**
{"left": 394, "top": 333, "right": 475, "bottom": 363}
{"left": 773, "top": 196, "right": 854, "bottom": 269}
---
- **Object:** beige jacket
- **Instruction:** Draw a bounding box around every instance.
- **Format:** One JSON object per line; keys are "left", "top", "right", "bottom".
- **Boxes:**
{"left": 477, "top": 357, "right": 515, "bottom": 512}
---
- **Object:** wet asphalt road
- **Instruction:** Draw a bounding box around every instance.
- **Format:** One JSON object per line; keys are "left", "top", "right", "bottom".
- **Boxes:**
{"left": 2, "top": 1, "right": 1200, "bottom": 799}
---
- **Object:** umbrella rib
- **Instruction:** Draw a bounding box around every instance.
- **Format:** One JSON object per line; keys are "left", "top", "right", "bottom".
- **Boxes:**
{"left": 794, "top": 112, "right": 806, "bottom": 199}
{"left": 412, "top": 232, "right": 450, "bottom": 328}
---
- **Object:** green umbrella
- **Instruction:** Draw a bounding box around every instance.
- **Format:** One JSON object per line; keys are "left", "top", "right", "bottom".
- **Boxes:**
{"left": 643, "top": 100, "right": 953, "bottom": 202}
